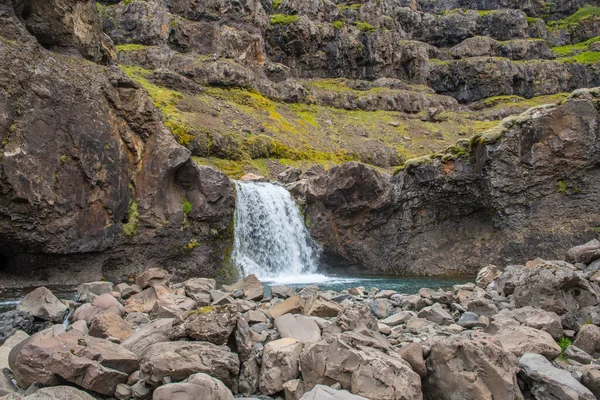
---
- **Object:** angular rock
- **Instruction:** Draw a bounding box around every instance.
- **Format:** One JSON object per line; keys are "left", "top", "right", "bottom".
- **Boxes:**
{"left": 494, "top": 326, "right": 561, "bottom": 359}
{"left": 283, "top": 379, "right": 306, "bottom": 400}
{"left": 271, "top": 285, "right": 294, "bottom": 299}
{"left": 381, "top": 311, "right": 416, "bottom": 327}
{"left": 300, "top": 384, "right": 369, "bottom": 400}
{"left": 337, "top": 304, "right": 378, "bottom": 331}
{"left": 506, "top": 306, "right": 564, "bottom": 340}
{"left": 418, "top": 303, "right": 453, "bottom": 325}
{"left": 564, "top": 345, "right": 593, "bottom": 364}
{"left": 150, "top": 289, "right": 197, "bottom": 319}
{"left": 573, "top": 324, "right": 600, "bottom": 355}
{"left": 519, "top": 353, "right": 595, "bottom": 400}
{"left": 259, "top": 338, "right": 304, "bottom": 395}
{"left": 304, "top": 295, "right": 343, "bottom": 318}
{"left": 566, "top": 239, "right": 600, "bottom": 265}
{"left": 423, "top": 332, "right": 523, "bottom": 400}
{"left": 89, "top": 313, "right": 134, "bottom": 342}
{"left": 76, "top": 281, "right": 114, "bottom": 303}
{"left": 183, "top": 278, "right": 215, "bottom": 305}
{"left": 269, "top": 296, "right": 304, "bottom": 319}
{"left": 183, "top": 305, "right": 237, "bottom": 345}
{"left": 394, "top": 294, "right": 429, "bottom": 311}
{"left": 238, "top": 357, "right": 260, "bottom": 395}
{"left": 398, "top": 342, "right": 427, "bottom": 378}
{"left": 274, "top": 314, "right": 321, "bottom": 343}
{"left": 300, "top": 332, "right": 422, "bottom": 399}
{"left": 580, "top": 365, "right": 600, "bottom": 399}
{"left": 139, "top": 341, "right": 239, "bottom": 387}
{"left": 457, "top": 312, "right": 487, "bottom": 329}
{"left": 121, "top": 318, "right": 178, "bottom": 357}
{"left": 23, "top": 386, "right": 95, "bottom": 400}
{"left": 0, "top": 330, "right": 29, "bottom": 370}
{"left": 223, "top": 274, "right": 264, "bottom": 301}
{"left": 10, "top": 330, "right": 138, "bottom": 396}
{"left": 153, "top": 373, "right": 234, "bottom": 400}
{"left": 136, "top": 268, "right": 170, "bottom": 289}
{"left": 17, "top": 287, "right": 68, "bottom": 323}
{"left": 476, "top": 265, "right": 502, "bottom": 288}
{"left": 368, "top": 298, "right": 394, "bottom": 319}
{"left": 0, "top": 311, "right": 39, "bottom": 345}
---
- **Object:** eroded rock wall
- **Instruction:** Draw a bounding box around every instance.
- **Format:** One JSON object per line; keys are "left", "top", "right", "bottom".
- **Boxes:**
{"left": 292, "top": 89, "right": 600, "bottom": 275}
{"left": 0, "top": 1, "right": 234, "bottom": 286}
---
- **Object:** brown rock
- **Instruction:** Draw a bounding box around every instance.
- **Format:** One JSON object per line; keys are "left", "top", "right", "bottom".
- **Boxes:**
{"left": 153, "top": 373, "right": 234, "bottom": 400}
{"left": 259, "top": 338, "right": 303, "bottom": 395}
{"left": 494, "top": 326, "right": 561, "bottom": 359}
{"left": 89, "top": 313, "right": 134, "bottom": 342}
{"left": 183, "top": 306, "right": 237, "bottom": 345}
{"left": 268, "top": 296, "right": 304, "bottom": 319}
{"left": 303, "top": 295, "right": 343, "bottom": 318}
{"left": 223, "top": 274, "right": 264, "bottom": 301}
{"left": 16, "top": 287, "right": 67, "bottom": 323}
{"left": 398, "top": 342, "right": 427, "bottom": 378}
{"left": 573, "top": 324, "right": 600, "bottom": 355}
{"left": 136, "top": 268, "right": 170, "bottom": 289}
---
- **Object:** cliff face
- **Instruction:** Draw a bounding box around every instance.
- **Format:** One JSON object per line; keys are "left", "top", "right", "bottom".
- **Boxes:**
{"left": 0, "top": 1, "right": 234, "bottom": 286}
{"left": 291, "top": 89, "right": 600, "bottom": 275}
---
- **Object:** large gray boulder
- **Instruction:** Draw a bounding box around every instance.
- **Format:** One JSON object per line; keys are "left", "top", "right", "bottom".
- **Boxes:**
{"left": 494, "top": 326, "right": 561, "bottom": 359}
{"left": 138, "top": 341, "right": 239, "bottom": 388}
{"left": 566, "top": 239, "right": 600, "bottom": 264}
{"left": 182, "top": 305, "right": 237, "bottom": 345}
{"left": 573, "top": 324, "right": 600, "bottom": 355}
{"left": 274, "top": 314, "right": 321, "bottom": 343}
{"left": 300, "top": 332, "right": 422, "bottom": 399}
{"left": 423, "top": 332, "right": 523, "bottom": 400}
{"left": 17, "top": 287, "right": 68, "bottom": 323}
{"left": 519, "top": 353, "right": 595, "bottom": 400}
{"left": 259, "top": 338, "right": 304, "bottom": 395}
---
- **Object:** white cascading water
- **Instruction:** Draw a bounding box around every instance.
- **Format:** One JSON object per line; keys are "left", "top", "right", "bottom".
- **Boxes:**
{"left": 232, "top": 181, "right": 327, "bottom": 284}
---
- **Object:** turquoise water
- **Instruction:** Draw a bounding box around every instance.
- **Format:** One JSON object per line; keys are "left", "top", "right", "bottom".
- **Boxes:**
{"left": 260, "top": 274, "right": 473, "bottom": 296}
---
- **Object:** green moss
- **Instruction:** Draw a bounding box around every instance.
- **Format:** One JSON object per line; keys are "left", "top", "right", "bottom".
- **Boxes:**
{"left": 557, "top": 51, "right": 600, "bottom": 64}
{"left": 182, "top": 197, "right": 192, "bottom": 215}
{"left": 270, "top": 14, "right": 300, "bottom": 25}
{"left": 591, "top": 226, "right": 600, "bottom": 234}
{"left": 122, "top": 198, "right": 140, "bottom": 237}
{"left": 272, "top": 0, "right": 283, "bottom": 9}
{"left": 355, "top": 21, "right": 376, "bottom": 32}
{"left": 552, "top": 36, "right": 600, "bottom": 56}
{"left": 331, "top": 20, "right": 344, "bottom": 30}
{"left": 115, "top": 44, "right": 150, "bottom": 53}
{"left": 475, "top": 10, "right": 497, "bottom": 17}
{"left": 8, "top": 124, "right": 16, "bottom": 133}
{"left": 557, "top": 180, "right": 568, "bottom": 193}
{"left": 60, "top": 155, "right": 68, "bottom": 165}
{"left": 526, "top": 16, "right": 542, "bottom": 25}
{"left": 183, "top": 238, "right": 199, "bottom": 250}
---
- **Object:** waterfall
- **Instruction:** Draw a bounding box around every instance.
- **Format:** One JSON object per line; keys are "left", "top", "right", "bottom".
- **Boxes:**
{"left": 232, "top": 181, "right": 323, "bottom": 283}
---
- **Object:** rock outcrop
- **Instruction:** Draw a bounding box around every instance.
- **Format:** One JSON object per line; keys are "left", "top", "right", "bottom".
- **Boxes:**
{"left": 292, "top": 89, "right": 600, "bottom": 275}
{"left": 0, "top": 0, "right": 235, "bottom": 286}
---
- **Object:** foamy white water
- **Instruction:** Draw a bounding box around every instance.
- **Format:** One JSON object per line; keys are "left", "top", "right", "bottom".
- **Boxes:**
{"left": 232, "top": 181, "right": 325, "bottom": 281}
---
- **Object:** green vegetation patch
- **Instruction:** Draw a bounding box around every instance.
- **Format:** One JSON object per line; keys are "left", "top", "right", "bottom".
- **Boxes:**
{"left": 355, "top": 21, "right": 376, "bottom": 32}
{"left": 115, "top": 44, "right": 151, "bottom": 53}
{"left": 331, "top": 20, "right": 344, "bottom": 30}
{"left": 122, "top": 198, "right": 140, "bottom": 237}
{"left": 270, "top": 14, "right": 300, "bottom": 25}
{"left": 548, "top": 5, "right": 600, "bottom": 30}
{"left": 272, "top": 0, "right": 283, "bottom": 9}
{"left": 557, "top": 180, "right": 568, "bottom": 193}
{"left": 557, "top": 51, "right": 600, "bottom": 64}
{"left": 182, "top": 197, "right": 192, "bottom": 215}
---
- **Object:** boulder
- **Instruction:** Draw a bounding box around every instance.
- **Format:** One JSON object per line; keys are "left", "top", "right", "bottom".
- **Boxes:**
{"left": 124, "top": 287, "right": 160, "bottom": 314}
{"left": 16, "top": 287, "right": 68, "bottom": 323}
{"left": 564, "top": 345, "right": 593, "bottom": 364}
{"left": 274, "top": 314, "right": 321, "bottom": 343}
{"left": 283, "top": 379, "right": 306, "bottom": 400}
{"left": 76, "top": 281, "right": 114, "bottom": 303}
{"left": 368, "top": 298, "right": 394, "bottom": 319}
{"left": 0, "top": 331, "right": 29, "bottom": 370}
{"left": 573, "top": 324, "right": 600, "bottom": 355}
{"left": 183, "top": 306, "right": 237, "bottom": 345}
{"left": 138, "top": 341, "right": 239, "bottom": 387}
{"left": 183, "top": 278, "right": 215, "bottom": 305}
{"left": 245, "top": 310, "right": 269, "bottom": 324}
{"left": 304, "top": 295, "right": 343, "bottom": 318}
{"left": 121, "top": 318, "right": 179, "bottom": 357}
{"left": 259, "top": 338, "right": 304, "bottom": 395}
{"left": 300, "top": 384, "right": 369, "bottom": 400}
{"left": 234, "top": 316, "right": 252, "bottom": 363}
{"left": 423, "top": 332, "right": 523, "bottom": 400}
{"left": 476, "top": 265, "right": 502, "bottom": 288}
{"left": 153, "top": 373, "right": 234, "bottom": 400}
{"left": 150, "top": 286, "right": 197, "bottom": 318}
{"left": 223, "top": 274, "right": 264, "bottom": 301}
{"left": 300, "top": 332, "right": 422, "bottom": 399}
{"left": 457, "top": 312, "right": 487, "bottom": 329}
{"left": 566, "top": 239, "right": 600, "bottom": 264}
{"left": 337, "top": 304, "right": 378, "bottom": 331}
{"left": 394, "top": 294, "right": 429, "bottom": 311}
{"left": 23, "top": 386, "right": 95, "bottom": 399}
{"left": 494, "top": 326, "right": 561, "bottom": 359}
{"left": 271, "top": 285, "right": 294, "bottom": 299}
{"left": 397, "top": 342, "right": 427, "bottom": 378}
{"left": 278, "top": 167, "right": 302, "bottom": 184}
{"left": 519, "top": 353, "right": 595, "bottom": 400}
{"left": 418, "top": 303, "right": 453, "bottom": 325}
{"left": 136, "top": 268, "right": 170, "bottom": 289}
{"left": 238, "top": 357, "right": 260, "bottom": 395}
{"left": 0, "top": 311, "right": 38, "bottom": 345}
{"left": 381, "top": 311, "right": 416, "bottom": 327}
{"left": 10, "top": 330, "right": 138, "bottom": 396}
{"left": 504, "top": 306, "right": 563, "bottom": 340}
{"left": 89, "top": 313, "right": 134, "bottom": 342}
{"left": 269, "top": 296, "right": 304, "bottom": 318}
{"left": 115, "top": 283, "right": 140, "bottom": 299}
{"left": 580, "top": 365, "right": 600, "bottom": 399}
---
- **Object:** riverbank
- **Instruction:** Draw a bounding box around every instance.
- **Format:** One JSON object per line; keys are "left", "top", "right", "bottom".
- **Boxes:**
{"left": 1, "top": 240, "right": 599, "bottom": 399}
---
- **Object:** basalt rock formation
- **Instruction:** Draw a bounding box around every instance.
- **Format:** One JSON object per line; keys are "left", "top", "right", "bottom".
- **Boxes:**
{"left": 291, "top": 89, "right": 600, "bottom": 275}
{"left": 0, "top": 1, "right": 234, "bottom": 286}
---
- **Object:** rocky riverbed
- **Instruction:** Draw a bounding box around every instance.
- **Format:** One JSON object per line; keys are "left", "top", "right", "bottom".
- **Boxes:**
{"left": 1, "top": 240, "right": 600, "bottom": 399}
